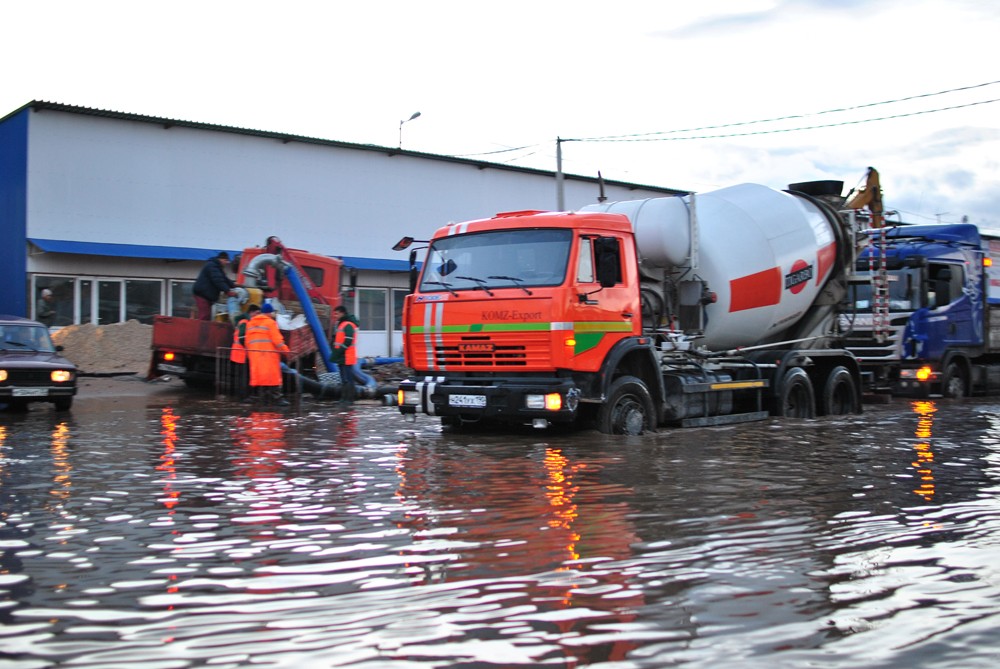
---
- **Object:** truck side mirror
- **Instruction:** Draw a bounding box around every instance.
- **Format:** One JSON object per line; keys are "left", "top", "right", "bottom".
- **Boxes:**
{"left": 409, "top": 249, "right": 419, "bottom": 294}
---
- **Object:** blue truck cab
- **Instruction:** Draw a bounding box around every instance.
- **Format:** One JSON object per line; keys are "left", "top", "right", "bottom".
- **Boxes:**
{"left": 841, "top": 223, "right": 1000, "bottom": 397}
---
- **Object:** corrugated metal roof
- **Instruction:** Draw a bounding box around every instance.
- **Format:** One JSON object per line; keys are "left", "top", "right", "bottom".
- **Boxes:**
{"left": 4, "top": 100, "right": 687, "bottom": 196}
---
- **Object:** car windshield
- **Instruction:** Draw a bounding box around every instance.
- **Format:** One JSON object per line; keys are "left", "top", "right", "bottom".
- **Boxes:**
{"left": 0, "top": 325, "right": 57, "bottom": 352}
{"left": 419, "top": 228, "right": 572, "bottom": 293}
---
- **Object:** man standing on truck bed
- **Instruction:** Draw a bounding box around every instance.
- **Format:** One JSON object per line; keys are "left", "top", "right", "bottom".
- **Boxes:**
{"left": 193, "top": 251, "right": 237, "bottom": 321}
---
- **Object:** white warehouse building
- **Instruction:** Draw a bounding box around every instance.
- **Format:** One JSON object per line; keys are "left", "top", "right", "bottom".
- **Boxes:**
{"left": 0, "top": 101, "right": 684, "bottom": 357}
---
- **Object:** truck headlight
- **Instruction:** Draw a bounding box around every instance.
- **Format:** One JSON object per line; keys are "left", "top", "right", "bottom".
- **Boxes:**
{"left": 526, "top": 393, "right": 562, "bottom": 411}
{"left": 399, "top": 389, "right": 420, "bottom": 406}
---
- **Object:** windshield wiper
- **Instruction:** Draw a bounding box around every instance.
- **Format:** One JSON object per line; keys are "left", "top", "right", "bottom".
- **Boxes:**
{"left": 456, "top": 276, "right": 495, "bottom": 296}
{"left": 423, "top": 281, "right": 459, "bottom": 296}
{"left": 5, "top": 341, "right": 38, "bottom": 351}
{"left": 488, "top": 275, "right": 533, "bottom": 295}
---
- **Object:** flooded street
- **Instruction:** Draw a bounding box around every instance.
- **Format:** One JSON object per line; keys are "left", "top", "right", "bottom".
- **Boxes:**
{"left": 2, "top": 389, "right": 1000, "bottom": 668}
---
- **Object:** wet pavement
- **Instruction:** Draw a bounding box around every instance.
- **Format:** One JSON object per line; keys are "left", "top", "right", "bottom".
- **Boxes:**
{"left": 1, "top": 387, "right": 1000, "bottom": 668}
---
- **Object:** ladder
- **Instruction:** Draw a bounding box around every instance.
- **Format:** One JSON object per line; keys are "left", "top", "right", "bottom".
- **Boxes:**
{"left": 869, "top": 226, "right": 890, "bottom": 342}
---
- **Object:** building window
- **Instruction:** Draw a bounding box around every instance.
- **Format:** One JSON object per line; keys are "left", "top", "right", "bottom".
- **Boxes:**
{"left": 126, "top": 280, "right": 163, "bottom": 325}
{"left": 170, "top": 280, "right": 195, "bottom": 317}
{"left": 31, "top": 277, "right": 75, "bottom": 327}
{"left": 31, "top": 274, "right": 167, "bottom": 326}
{"left": 392, "top": 289, "right": 408, "bottom": 331}
{"left": 358, "top": 288, "right": 387, "bottom": 331}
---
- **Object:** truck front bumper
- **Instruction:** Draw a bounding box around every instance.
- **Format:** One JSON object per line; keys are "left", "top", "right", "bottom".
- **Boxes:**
{"left": 397, "top": 376, "right": 581, "bottom": 425}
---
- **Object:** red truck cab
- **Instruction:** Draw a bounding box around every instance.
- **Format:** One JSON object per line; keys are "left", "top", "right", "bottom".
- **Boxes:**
{"left": 398, "top": 210, "right": 642, "bottom": 426}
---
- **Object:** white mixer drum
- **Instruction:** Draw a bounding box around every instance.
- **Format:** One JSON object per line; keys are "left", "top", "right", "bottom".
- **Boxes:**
{"left": 585, "top": 184, "right": 838, "bottom": 350}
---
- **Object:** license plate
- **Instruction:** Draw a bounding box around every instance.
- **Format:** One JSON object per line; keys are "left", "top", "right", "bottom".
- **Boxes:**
{"left": 449, "top": 394, "right": 486, "bottom": 408}
{"left": 13, "top": 387, "right": 48, "bottom": 397}
{"left": 158, "top": 364, "right": 187, "bottom": 374}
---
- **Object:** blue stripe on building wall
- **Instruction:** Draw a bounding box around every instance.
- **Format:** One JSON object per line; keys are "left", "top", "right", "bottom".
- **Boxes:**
{"left": 0, "top": 109, "right": 28, "bottom": 317}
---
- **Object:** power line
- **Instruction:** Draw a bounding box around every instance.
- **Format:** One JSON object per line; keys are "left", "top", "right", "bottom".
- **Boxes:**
{"left": 578, "top": 98, "right": 1000, "bottom": 142}
{"left": 572, "top": 80, "right": 1000, "bottom": 142}
{"left": 450, "top": 80, "right": 1000, "bottom": 158}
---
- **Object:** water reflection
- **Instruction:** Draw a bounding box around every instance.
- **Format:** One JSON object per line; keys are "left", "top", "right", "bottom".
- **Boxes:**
{"left": 0, "top": 398, "right": 999, "bottom": 667}
{"left": 910, "top": 400, "right": 936, "bottom": 502}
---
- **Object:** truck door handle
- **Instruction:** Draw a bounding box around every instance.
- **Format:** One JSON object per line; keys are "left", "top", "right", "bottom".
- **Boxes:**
{"left": 622, "top": 312, "right": 633, "bottom": 318}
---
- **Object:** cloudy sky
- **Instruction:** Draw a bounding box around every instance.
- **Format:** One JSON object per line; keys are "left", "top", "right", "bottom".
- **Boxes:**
{"left": 4, "top": 0, "right": 998, "bottom": 226}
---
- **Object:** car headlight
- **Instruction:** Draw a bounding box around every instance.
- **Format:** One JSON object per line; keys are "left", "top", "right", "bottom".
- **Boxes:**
{"left": 51, "top": 370, "right": 74, "bottom": 383}
{"left": 0, "top": 370, "right": 7, "bottom": 382}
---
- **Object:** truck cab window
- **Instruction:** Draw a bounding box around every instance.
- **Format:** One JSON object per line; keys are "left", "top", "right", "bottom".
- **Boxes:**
{"left": 594, "top": 237, "right": 622, "bottom": 286}
{"left": 928, "top": 264, "right": 963, "bottom": 309}
{"left": 577, "top": 238, "right": 595, "bottom": 283}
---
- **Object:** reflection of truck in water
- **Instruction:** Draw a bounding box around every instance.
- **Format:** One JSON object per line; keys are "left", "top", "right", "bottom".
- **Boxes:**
{"left": 396, "top": 177, "right": 869, "bottom": 434}
{"left": 842, "top": 223, "right": 1000, "bottom": 398}
{"left": 148, "top": 245, "right": 343, "bottom": 388}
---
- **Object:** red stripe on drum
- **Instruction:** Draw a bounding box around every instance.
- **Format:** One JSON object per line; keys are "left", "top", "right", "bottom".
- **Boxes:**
{"left": 729, "top": 267, "right": 782, "bottom": 312}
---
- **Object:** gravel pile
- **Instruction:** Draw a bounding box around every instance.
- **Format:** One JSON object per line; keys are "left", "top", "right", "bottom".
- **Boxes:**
{"left": 51, "top": 320, "right": 153, "bottom": 376}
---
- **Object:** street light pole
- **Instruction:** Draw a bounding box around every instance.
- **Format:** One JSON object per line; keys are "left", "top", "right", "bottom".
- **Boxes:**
{"left": 399, "top": 111, "right": 421, "bottom": 148}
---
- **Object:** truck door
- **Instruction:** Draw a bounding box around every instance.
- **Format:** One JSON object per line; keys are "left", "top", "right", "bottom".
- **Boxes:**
{"left": 926, "top": 262, "right": 978, "bottom": 353}
{"left": 570, "top": 236, "right": 639, "bottom": 369}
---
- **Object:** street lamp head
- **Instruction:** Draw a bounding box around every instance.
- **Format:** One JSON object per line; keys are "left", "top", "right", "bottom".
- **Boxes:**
{"left": 399, "top": 111, "right": 423, "bottom": 147}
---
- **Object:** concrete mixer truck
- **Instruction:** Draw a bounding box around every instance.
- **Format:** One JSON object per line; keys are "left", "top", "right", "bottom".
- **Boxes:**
{"left": 394, "top": 179, "right": 866, "bottom": 434}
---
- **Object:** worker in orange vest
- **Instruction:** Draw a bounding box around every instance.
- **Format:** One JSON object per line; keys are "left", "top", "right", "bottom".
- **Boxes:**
{"left": 331, "top": 305, "right": 360, "bottom": 405}
{"left": 229, "top": 311, "right": 250, "bottom": 401}
{"left": 245, "top": 302, "right": 290, "bottom": 406}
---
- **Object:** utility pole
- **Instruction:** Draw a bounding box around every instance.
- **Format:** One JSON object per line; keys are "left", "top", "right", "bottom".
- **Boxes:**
{"left": 556, "top": 137, "right": 565, "bottom": 211}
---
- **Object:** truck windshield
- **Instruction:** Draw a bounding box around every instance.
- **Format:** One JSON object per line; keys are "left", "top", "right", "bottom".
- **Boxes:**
{"left": 419, "top": 229, "right": 572, "bottom": 293}
{"left": 845, "top": 268, "right": 922, "bottom": 312}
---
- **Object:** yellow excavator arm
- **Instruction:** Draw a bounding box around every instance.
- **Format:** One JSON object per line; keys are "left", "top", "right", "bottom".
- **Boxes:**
{"left": 844, "top": 166, "right": 884, "bottom": 227}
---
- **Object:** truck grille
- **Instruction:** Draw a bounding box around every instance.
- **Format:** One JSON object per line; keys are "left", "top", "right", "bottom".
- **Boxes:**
{"left": 417, "top": 332, "right": 553, "bottom": 369}
{"left": 844, "top": 323, "right": 905, "bottom": 362}
{"left": 2, "top": 370, "right": 55, "bottom": 386}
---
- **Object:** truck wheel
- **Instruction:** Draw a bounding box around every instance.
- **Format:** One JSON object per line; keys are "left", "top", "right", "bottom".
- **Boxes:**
{"left": 942, "top": 362, "right": 968, "bottom": 399}
{"left": 820, "top": 366, "right": 857, "bottom": 415}
{"left": 598, "top": 376, "right": 654, "bottom": 435}
{"left": 777, "top": 368, "right": 815, "bottom": 419}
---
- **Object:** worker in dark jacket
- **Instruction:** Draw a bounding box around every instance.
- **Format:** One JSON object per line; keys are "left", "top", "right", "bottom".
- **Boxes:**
{"left": 193, "top": 251, "right": 237, "bottom": 320}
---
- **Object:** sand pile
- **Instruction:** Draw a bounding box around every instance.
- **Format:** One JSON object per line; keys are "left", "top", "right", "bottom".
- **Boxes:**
{"left": 52, "top": 320, "right": 152, "bottom": 376}
{"left": 50, "top": 320, "right": 413, "bottom": 381}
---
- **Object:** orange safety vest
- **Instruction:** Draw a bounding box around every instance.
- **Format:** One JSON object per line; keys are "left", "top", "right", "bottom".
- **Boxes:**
{"left": 334, "top": 319, "right": 358, "bottom": 365}
{"left": 230, "top": 321, "right": 246, "bottom": 364}
{"left": 245, "top": 314, "right": 290, "bottom": 387}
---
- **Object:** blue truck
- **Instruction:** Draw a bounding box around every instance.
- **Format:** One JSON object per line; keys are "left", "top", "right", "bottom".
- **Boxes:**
{"left": 841, "top": 223, "right": 1000, "bottom": 398}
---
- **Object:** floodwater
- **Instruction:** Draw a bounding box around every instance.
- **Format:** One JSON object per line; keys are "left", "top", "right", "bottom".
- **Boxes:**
{"left": 2, "top": 392, "right": 1000, "bottom": 669}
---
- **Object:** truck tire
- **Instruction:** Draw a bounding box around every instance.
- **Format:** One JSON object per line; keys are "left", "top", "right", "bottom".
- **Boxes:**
{"left": 777, "top": 367, "right": 815, "bottom": 419}
{"left": 820, "top": 366, "right": 857, "bottom": 416}
{"left": 942, "top": 361, "right": 968, "bottom": 399}
{"left": 598, "top": 375, "right": 654, "bottom": 435}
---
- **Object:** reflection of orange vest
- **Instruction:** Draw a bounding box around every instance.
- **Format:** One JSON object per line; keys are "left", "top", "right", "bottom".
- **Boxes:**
{"left": 230, "top": 323, "right": 246, "bottom": 363}
{"left": 335, "top": 320, "right": 358, "bottom": 365}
